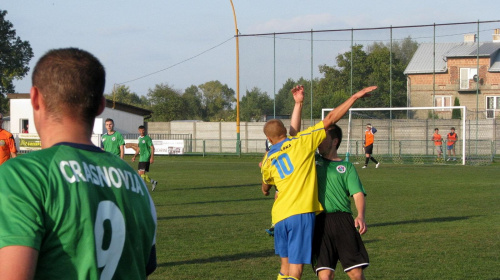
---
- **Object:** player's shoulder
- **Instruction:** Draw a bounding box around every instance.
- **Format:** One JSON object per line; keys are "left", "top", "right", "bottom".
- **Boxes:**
{"left": 0, "top": 129, "right": 13, "bottom": 137}
{"left": 330, "top": 160, "right": 357, "bottom": 174}
{"left": 309, "top": 121, "right": 325, "bottom": 132}
{"left": 334, "top": 160, "right": 355, "bottom": 169}
{"left": 0, "top": 147, "right": 57, "bottom": 172}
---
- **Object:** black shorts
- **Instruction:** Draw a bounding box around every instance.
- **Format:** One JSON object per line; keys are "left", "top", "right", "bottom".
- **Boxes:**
{"left": 364, "top": 144, "right": 374, "bottom": 155}
{"left": 138, "top": 161, "right": 150, "bottom": 172}
{"left": 312, "top": 212, "right": 369, "bottom": 274}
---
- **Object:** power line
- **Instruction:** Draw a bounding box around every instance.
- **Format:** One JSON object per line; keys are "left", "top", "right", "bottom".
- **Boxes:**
{"left": 117, "top": 36, "right": 234, "bottom": 85}
{"left": 237, "top": 19, "right": 500, "bottom": 37}
{"left": 254, "top": 28, "right": 499, "bottom": 43}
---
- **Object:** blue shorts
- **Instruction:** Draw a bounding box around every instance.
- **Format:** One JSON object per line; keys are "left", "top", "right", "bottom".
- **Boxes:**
{"left": 274, "top": 213, "right": 316, "bottom": 264}
{"left": 447, "top": 144, "right": 454, "bottom": 150}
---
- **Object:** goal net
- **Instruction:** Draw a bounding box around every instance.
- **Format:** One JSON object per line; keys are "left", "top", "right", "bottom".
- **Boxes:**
{"left": 322, "top": 106, "right": 493, "bottom": 165}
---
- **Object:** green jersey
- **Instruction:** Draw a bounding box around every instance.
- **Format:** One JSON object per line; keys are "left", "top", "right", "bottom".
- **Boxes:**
{"left": 102, "top": 131, "right": 125, "bottom": 156}
{"left": 315, "top": 155, "right": 366, "bottom": 213}
{"left": 0, "top": 143, "right": 157, "bottom": 280}
{"left": 138, "top": 135, "right": 153, "bottom": 162}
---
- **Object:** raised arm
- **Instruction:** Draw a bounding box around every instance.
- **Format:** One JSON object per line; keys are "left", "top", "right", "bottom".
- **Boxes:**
{"left": 289, "top": 85, "right": 304, "bottom": 136}
{"left": 323, "top": 86, "right": 377, "bottom": 128}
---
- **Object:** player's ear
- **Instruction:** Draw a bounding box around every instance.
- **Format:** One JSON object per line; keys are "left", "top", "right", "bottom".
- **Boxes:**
{"left": 333, "top": 138, "right": 340, "bottom": 148}
{"left": 96, "top": 97, "right": 106, "bottom": 116}
{"left": 30, "top": 86, "right": 42, "bottom": 111}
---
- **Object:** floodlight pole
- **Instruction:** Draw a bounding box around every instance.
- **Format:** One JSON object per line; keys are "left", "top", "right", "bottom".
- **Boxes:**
{"left": 230, "top": 0, "right": 241, "bottom": 155}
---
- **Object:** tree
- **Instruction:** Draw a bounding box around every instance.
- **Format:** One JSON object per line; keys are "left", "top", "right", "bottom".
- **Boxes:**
{"left": 315, "top": 38, "right": 419, "bottom": 118}
{"left": 452, "top": 97, "right": 461, "bottom": 119}
{"left": 0, "top": 10, "right": 34, "bottom": 113}
{"left": 364, "top": 37, "right": 418, "bottom": 111}
{"left": 273, "top": 78, "right": 297, "bottom": 117}
{"left": 240, "top": 87, "right": 273, "bottom": 121}
{"left": 147, "top": 83, "right": 185, "bottom": 121}
{"left": 198, "top": 80, "right": 235, "bottom": 121}
{"left": 182, "top": 85, "right": 203, "bottom": 120}
{"left": 104, "top": 85, "right": 148, "bottom": 108}
{"left": 392, "top": 36, "right": 419, "bottom": 66}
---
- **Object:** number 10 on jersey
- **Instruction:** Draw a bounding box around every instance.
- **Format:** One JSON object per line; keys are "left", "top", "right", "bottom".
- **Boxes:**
{"left": 271, "top": 154, "right": 294, "bottom": 179}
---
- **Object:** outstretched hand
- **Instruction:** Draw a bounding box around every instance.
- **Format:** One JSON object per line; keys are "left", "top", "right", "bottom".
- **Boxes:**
{"left": 291, "top": 85, "right": 304, "bottom": 103}
{"left": 353, "top": 86, "right": 377, "bottom": 99}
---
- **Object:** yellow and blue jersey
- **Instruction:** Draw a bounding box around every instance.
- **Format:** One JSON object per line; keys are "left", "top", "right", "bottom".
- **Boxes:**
{"left": 261, "top": 121, "right": 326, "bottom": 225}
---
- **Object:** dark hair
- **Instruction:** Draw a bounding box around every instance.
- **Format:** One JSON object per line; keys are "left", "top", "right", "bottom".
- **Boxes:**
{"left": 105, "top": 118, "right": 114, "bottom": 123}
{"left": 326, "top": 124, "right": 343, "bottom": 150}
{"left": 32, "top": 48, "right": 105, "bottom": 124}
{"left": 138, "top": 125, "right": 145, "bottom": 130}
{"left": 435, "top": 128, "right": 439, "bottom": 131}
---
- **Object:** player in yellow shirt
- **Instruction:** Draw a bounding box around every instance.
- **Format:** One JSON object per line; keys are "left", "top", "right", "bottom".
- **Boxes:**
{"left": 261, "top": 85, "right": 376, "bottom": 280}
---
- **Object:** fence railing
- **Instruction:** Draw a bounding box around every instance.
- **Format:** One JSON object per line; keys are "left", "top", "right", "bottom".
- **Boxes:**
{"left": 13, "top": 133, "right": 499, "bottom": 163}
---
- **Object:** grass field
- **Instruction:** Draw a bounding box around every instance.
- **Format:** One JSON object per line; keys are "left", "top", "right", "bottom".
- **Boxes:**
{"left": 133, "top": 155, "right": 500, "bottom": 280}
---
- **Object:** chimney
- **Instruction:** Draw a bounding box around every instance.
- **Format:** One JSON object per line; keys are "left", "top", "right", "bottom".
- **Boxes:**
{"left": 493, "top": 29, "right": 500, "bottom": 43}
{"left": 464, "top": 34, "right": 476, "bottom": 43}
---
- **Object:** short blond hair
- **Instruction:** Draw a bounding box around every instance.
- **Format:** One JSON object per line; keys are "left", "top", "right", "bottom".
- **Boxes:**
{"left": 263, "top": 119, "right": 287, "bottom": 139}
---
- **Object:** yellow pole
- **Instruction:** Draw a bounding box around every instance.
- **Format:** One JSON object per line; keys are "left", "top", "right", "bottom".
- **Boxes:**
{"left": 230, "top": 0, "right": 241, "bottom": 154}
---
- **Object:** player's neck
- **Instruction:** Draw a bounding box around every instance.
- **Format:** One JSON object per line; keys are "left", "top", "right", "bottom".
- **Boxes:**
{"left": 38, "top": 120, "right": 94, "bottom": 148}
{"left": 271, "top": 135, "right": 286, "bottom": 144}
{"left": 321, "top": 150, "right": 341, "bottom": 161}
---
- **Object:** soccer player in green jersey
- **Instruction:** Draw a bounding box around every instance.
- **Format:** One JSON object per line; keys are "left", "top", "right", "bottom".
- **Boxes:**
{"left": 312, "top": 125, "right": 369, "bottom": 280}
{"left": 261, "top": 85, "right": 376, "bottom": 280}
{"left": 290, "top": 91, "right": 369, "bottom": 280}
{"left": 102, "top": 118, "right": 125, "bottom": 159}
{"left": 0, "top": 48, "right": 157, "bottom": 279}
{"left": 132, "top": 125, "right": 158, "bottom": 191}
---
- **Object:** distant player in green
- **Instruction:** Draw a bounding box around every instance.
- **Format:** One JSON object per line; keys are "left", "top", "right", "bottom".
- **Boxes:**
{"left": 261, "top": 85, "right": 376, "bottom": 280}
{"left": 101, "top": 118, "right": 125, "bottom": 159}
{"left": 0, "top": 48, "right": 157, "bottom": 279}
{"left": 132, "top": 125, "right": 158, "bottom": 191}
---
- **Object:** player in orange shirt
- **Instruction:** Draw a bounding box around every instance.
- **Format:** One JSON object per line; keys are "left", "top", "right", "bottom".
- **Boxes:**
{"left": 446, "top": 127, "right": 458, "bottom": 161}
{"left": 362, "top": 123, "right": 379, "bottom": 169}
{"left": 432, "top": 128, "right": 443, "bottom": 160}
{"left": 0, "top": 113, "right": 17, "bottom": 166}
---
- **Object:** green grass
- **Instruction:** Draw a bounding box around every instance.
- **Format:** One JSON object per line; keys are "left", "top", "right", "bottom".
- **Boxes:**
{"left": 130, "top": 155, "right": 500, "bottom": 280}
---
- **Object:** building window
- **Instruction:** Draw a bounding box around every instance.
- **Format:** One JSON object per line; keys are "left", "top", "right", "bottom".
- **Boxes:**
{"left": 435, "top": 96, "right": 452, "bottom": 111}
{"left": 21, "top": 119, "right": 29, "bottom": 133}
{"left": 486, "top": 96, "right": 500, "bottom": 119}
{"left": 460, "top": 68, "right": 477, "bottom": 90}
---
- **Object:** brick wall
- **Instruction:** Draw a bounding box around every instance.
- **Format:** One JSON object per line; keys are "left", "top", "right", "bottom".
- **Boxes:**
{"left": 408, "top": 57, "right": 500, "bottom": 115}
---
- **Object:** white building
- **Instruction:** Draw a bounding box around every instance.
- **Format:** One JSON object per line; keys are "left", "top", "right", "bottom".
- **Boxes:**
{"left": 7, "top": 94, "right": 152, "bottom": 148}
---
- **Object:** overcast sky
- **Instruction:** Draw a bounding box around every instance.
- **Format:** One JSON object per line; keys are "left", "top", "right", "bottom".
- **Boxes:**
{"left": 3, "top": 0, "right": 500, "bottom": 97}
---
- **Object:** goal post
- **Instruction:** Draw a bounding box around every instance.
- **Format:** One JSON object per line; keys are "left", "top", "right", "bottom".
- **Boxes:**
{"left": 322, "top": 106, "right": 471, "bottom": 165}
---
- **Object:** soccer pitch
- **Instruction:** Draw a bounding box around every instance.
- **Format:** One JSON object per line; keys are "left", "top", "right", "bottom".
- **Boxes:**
{"left": 136, "top": 155, "right": 500, "bottom": 280}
